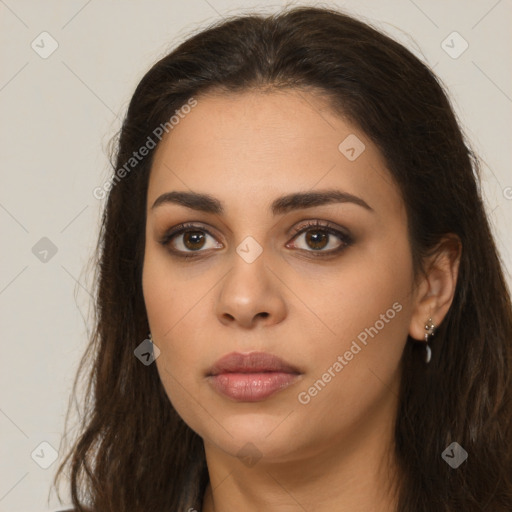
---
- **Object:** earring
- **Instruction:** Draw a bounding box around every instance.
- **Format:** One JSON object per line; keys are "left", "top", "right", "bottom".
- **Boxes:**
{"left": 424, "top": 317, "right": 436, "bottom": 364}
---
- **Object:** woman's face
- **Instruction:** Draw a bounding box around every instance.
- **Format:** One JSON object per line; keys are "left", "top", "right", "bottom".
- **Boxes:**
{"left": 143, "top": 89, "right": 418, "bottom": 465}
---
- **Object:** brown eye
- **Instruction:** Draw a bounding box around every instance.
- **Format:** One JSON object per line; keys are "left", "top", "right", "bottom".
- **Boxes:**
{"left": 287, "top": 221, "right": 353, "bottom": 255}
{"left": 304, "top": 229, "right": 329, "bottom": 250}
{"left": 182, "top": 231, "right": 207, "bottom": 250}
{"left": 160, "top": 223, "right": 223, "bottom": 258}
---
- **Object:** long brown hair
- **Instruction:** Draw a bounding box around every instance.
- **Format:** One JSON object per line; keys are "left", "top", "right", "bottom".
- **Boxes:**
{"left": 54, "top": 6, "right": 512, "bottom": 511}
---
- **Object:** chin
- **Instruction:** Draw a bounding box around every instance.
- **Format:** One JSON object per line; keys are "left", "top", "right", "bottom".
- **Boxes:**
{"left": 200, "top": 411, "right": 304, "bottom": 462}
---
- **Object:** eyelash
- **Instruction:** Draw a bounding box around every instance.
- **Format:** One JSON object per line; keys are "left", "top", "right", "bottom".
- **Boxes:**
{"left": 159, "top": 220, "right": 353, "bottom": 260}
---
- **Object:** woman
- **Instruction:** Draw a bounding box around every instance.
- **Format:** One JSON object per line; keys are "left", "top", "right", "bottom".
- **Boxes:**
{"left": 54, "top": 6, "right": 512, "bottom": 511}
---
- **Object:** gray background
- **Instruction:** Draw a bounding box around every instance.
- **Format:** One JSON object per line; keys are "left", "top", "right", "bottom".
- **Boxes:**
{"left": 1, "top": 0, "right": 511, "bottom": 510}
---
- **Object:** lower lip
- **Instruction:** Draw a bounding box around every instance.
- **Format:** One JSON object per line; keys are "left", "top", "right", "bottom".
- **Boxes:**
{"left": 208, "top": 372, "right": 299, "bottom": 401}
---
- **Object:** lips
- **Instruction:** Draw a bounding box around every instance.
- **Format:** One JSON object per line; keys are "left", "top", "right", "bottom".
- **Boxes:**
{"left": 206, "top": 352, "right": 302, "bottom": 402}
{"left": 208, "top": 352, "right": 300, "bottom": 376}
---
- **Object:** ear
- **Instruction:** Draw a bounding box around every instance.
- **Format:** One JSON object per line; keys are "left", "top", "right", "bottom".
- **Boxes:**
{"left": 409, "top": 234, "right": 462, "bottom": 341}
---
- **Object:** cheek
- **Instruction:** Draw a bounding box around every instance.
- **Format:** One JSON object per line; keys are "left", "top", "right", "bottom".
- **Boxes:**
{"left": 302, "top": 234, "right": 412, "bottom": 349}
{"left": 142, "top": 249, "right": 214, "bottom": 416}
{"left": 142, "top": 247, "right": 209, "bottom": 338}
{"left": 143, "top": 253, "right": 191, "bottom": 375}
{"left": 295, "top": 233, "right": 413, "bottom": 405}
{"left": 143, "top": 269, "right": 206, "bottom": 434}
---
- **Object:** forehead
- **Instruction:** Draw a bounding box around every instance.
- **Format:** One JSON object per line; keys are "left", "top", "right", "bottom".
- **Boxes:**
{"left": 148, "top": 89, "right": 404, "bottom": 220}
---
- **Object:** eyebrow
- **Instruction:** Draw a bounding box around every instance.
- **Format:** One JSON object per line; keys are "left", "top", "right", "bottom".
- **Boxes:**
{"left": 151, "top": 189, "right": 374, "bottom": 215}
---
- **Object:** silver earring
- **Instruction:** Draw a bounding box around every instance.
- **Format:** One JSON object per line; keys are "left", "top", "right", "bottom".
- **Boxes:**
{"left": 424, "top": 318, "right": 436, "bottom": 364}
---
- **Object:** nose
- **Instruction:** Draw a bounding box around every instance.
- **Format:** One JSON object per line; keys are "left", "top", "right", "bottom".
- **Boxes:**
{"left": 215, "top": 254, "right": 287, "bottom": 329}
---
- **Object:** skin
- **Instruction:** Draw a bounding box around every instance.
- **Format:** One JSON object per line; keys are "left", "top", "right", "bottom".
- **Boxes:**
{"left": 142, "top": 89, "right": 461, "bottom": 511}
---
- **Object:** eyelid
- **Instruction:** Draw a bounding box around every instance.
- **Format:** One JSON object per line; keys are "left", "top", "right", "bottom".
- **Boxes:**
{"left": 288, "top": 219, "right": 350, "bottom": 237}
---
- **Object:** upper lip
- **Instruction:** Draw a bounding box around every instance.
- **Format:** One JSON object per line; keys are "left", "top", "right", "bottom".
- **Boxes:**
{"left": 207, "top": 352, "right": 301, "bottom": 376}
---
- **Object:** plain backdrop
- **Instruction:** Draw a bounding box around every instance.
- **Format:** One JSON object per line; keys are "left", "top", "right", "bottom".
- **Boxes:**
{"left": 0, "top": 0, "right": 511, "bottom": 510}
